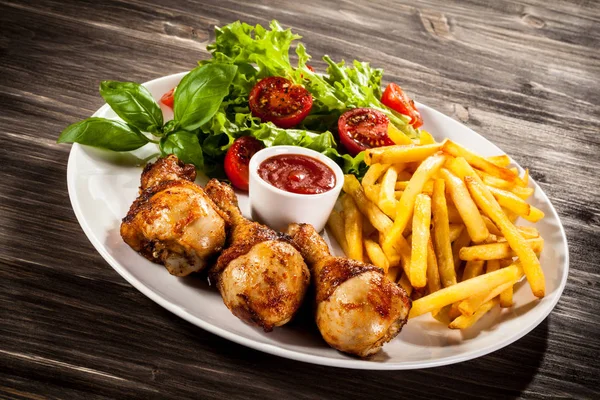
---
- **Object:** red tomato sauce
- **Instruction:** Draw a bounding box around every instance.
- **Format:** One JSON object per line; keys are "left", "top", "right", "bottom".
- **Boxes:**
{"left": 258, "top": 154, "right": 336, "bottom": 195}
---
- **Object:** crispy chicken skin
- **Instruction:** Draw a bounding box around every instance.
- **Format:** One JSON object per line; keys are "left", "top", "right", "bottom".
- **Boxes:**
{"left": 205, "top": 179, "right": 310, "bottom": 332}
{"left": 287, "top": 223, "right": 411, "bottom": 357}
{"left": 120, "top": 156, "right": 228, "bottom": 276}
{"left": 139, "top": 154, "right": 197, "bottom": 191}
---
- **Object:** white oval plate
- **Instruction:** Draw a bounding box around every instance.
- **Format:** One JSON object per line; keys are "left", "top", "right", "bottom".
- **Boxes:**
{"left": 67, "top": 72, "right": 568, "bottom": 369}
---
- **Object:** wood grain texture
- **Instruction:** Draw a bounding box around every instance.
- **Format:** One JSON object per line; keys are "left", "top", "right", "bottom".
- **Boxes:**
{"left": 1, "top": 0, "right": 599, "bottom": 398}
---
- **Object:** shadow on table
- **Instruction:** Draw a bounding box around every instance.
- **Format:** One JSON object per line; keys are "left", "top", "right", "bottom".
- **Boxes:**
{"left": 163, "top": 299, "right": 549, "bottom": 400}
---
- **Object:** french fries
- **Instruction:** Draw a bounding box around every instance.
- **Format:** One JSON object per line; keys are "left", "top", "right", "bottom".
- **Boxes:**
{"left": 379, "top": 165, "right": 403, "bottom": 217}
{"left": 388, "top": 123, "right": 414, "bottom": 145}
{"left": 431, "top": 178, "right": 457, "bottom": 287}
{"left": 452, "top": 228, "right": 472, "bottom": 276}
{"left": 466, "top": 177, "right": 545, "bottom": 297}
{"left": 449, "top": 298, "right": 499, "bottom": 329}
{"left": 411, "top": 194, "right": 431, "bottom": 288}
{"left": 342, "top": 195, "right": 363, "bottom": 262}
{"left": 440, "top": 168, "right": 489, "bottom": 243}
{"left": 409, "top": 262, "right": 523, "bottom": 318}
{"left": 459, "top": 238, "right": 544, "bottom": 261}
{"left": 365, "top": 143, "right": 442, "bottom": 165}
{"left": 365, "top": 239, "right": 389, "bottom": 273}
{"left": 487, "top": 154, "right": 511, "bottom": 167}
{"left": 426, "top": 239, "right": 442, "bottom": 294}
{"left": 442, "top": 140, "right": 517, "bottom": 181}
{"left": 343, "top": 175, "right": 393, "bottom": 233}
{"left": 327, "top": 211, "right": 349, "bottom": 256}
{"left": 335, "top": 135, "right": 547, "bottom": 330}
{"left": 448, "top": 223, "right": 465, "bottom": 242}
{"left": 462, "top": 260, "right": 485, "bottom": 281}
{"left": 383, "top": 153, "right": 446, "bottom": 256}
{"left": 419, "top": 130, "right": 436, "bottom": 145}
{"left": 487, "top": 186, "right": 531, "bottom": 217}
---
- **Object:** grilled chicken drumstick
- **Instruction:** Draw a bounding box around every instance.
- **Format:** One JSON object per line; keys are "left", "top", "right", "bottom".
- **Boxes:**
{"left": 121, "top": 155, "right": 228, "bottom": 276}
{"left": 205, "top": 179, "right": 310, "bottom": 332}
{"left": 287, "top": 223, "right": 411, "bottom": 357}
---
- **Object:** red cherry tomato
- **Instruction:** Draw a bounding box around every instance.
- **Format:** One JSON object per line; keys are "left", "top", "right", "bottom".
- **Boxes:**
{"left": 249, "top": 77, "right": 313, "bottom": 128}
{"left": 381, "top": 83, "right": 423, "bottom": 128}
{"left": 338, "top": 108, "right": 394, "bottom": 156}
{"left": 161, "top": 88, "right": 175, "bottom": 109}
{"left": 224, "top": 136, "right": 265, "bottom": 191}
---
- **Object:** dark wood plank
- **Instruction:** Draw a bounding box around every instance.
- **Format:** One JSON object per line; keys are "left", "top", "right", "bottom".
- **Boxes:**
{"left": 1, "top": 0, "right": 599, "bottom": 398}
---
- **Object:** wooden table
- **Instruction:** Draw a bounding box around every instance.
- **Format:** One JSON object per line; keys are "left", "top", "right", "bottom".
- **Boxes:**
{"left": 1, "top": 0, "right": 599, "bottom": 398}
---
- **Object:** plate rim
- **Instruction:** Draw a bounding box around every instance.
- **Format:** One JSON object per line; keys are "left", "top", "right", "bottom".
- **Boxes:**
{"left": 66, "top": 72, "right": 569, "bottom": 370}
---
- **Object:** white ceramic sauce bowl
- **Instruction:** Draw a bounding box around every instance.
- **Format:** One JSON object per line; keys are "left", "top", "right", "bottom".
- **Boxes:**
{"left": 248, "top": 146, "right": 344, "bottom": 232}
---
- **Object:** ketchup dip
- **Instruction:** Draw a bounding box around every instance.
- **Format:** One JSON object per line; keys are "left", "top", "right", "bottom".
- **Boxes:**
{"left": 257, "top": 154, "right": 336, "bottom": 195}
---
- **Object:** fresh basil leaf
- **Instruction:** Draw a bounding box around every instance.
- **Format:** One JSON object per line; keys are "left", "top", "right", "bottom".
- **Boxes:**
{"left": 57, "top": 117, "right": 150, "bottom": 151}
{"left": 99, "top": 81, "right": 163, "bottom": 134}
{"left": 160, "top": 130, "right": 204, "bottom": 169}
{"left": 162, "top": 119, "right": 180, "bottom": 135}
{"left": 174, "top": 63, "right": 237, "bottom": 131}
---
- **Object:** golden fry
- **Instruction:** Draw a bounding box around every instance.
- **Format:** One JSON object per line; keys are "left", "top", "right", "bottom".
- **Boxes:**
{"left": 431, "top": 178, "right": 457, "bottom": 287}
{"left": 521, "top": 206, "right": 545, "bottom": 223}
{"left": 449, "top": 298, "right": 499, "bottom": 329}
{"left": 476, "top": 170, "right": 515, "bottom": 190}
{"left": 364, "top": 239, "right": 389, "bottom": 273}
{"left": 362, "top": 163, "right": 389, "bottom": 187}
{"left": 411, "top": 194, "right": 431, "bottom": 288}
{"left": 383, "top": 153, "right": 447, "bottom": 255}
{"left": 487, "top": 186, "right": 531, "bottom": 217}
{"left": 364, "top": 184, "right": 380, "bottom": 203}
{"left": 420, "top": 130, "right": 436, "bottom": 145}
{"left": 512, "top": 185, "right": 534, "bottom": 200}
{"left": 452, "top": 228, "right": 471, "bottom": 273}
{"left": 409, "top": 262, "right": 523, "bottom": 318}
{"left": 327, "top": 211, "right": 349, "bottom": 256}
{"left": 459, "top": 238, "right": 544, "bottom": 261}
{"left": 388, "top": 123, "right": 414, "bottom": 145}
{"left": 442, "top": 140, "right": 517, "bottom": 181}
{"left": 386, "top": 266, "right": 401, "bottom": 282}
{"left": 459, "top": 280, "right": 518, "bottom": 316}
{"left": 362, "top": 215, "right": 376, "bottom": 237}
{"left": 500, "top": 285, "right": 514, "bottom": 307}
{"left": 343, "top": 175, "right": 393, "bottom": 233}
{"left": 398, "top": 272, "right": 413, "bottom": 296}
{"left": 486, "top": 259, "right": 501, "bottom": 273}
{"left": 487, "top": 155, "right": 511, "bottom": 168}
{"left": 365, "top": 143, "right": 443, "bottom": 165}
{"left": 448, "top": 224, "right": 465, "bottom": 242}
{"left": 466, "top": 177, "right": 545, "bottom": 298}
{"left": 516, "top": 225, "right": 540, "bottom": 239}
{"left": 447, "top": 203, "right": 463, "bottom": 224}
{"left": 448, "top": 303, "right": 462, "bottom": 321}
{"left": 342, "top": 195, "right": 363, "bottom": 262}
{"left": 395, "top": 180, "right": 434, "bottom": 195}
{"left": 379, "top": 165, "right": 403, "bottom": 217}
{"left": 462, "top": 260, "right": 485, "bottom": 281}
{"left": 482, "top": 215, "right": 502, "bottom": 236}
{"left": 440, "top": 168, "right": 489, "bottom": 243}
{"left": 426, "top": 239, "right": 442, "bottom": 294}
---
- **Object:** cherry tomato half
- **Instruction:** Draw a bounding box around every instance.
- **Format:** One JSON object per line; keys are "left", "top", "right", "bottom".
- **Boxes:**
{"left": 338, "top": 108, "right": 395, "bottom": 156}
{"left": 224, "top": 136, "right": 265, "bottom": 191}
{"left": 381, "top": 83, "right": 423, "bottom": 128}
{"left": 249, "top": 77, "right": 313, "bottom": 129}
{"left": 161, "top": 87, "right": 175, "bottom": 109}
